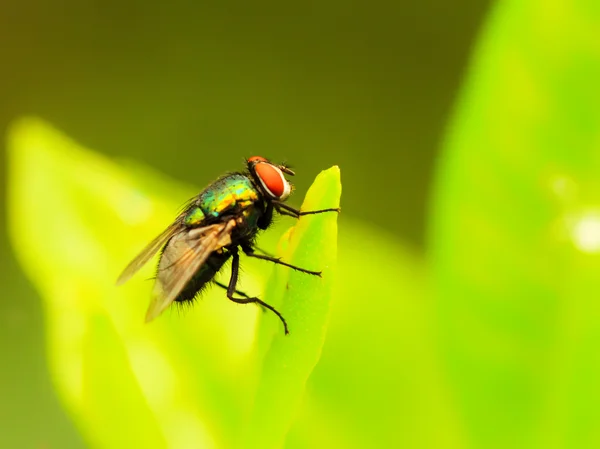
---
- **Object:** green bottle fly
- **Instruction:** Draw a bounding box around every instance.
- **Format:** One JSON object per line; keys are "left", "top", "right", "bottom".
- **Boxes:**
{"left": 117, "top": 156, "right": 339, "bottom": 334}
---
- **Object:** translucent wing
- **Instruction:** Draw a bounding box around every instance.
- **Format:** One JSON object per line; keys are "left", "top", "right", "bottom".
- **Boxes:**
{"left": 116, "top": 222, "right": 185, "bottom": 286}
{"left": 145, "top": 219, "right": 236, "bottom": 322}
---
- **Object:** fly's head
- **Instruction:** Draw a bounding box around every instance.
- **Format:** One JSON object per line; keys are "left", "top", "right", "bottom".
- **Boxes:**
{"left": 247, "top": 156, "right": 294, "bottom": 202}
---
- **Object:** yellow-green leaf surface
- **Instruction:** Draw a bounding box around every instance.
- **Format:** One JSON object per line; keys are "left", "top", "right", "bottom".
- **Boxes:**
{"left": 429, "top": 1, "right": 600, "bottom": 448}
{"left": 6, "top": 118, "right": 342, "bottom": 448}
{"left": 284, "top": 222, "right": 463, "bottom": 449}
{"left": 243, "top": 168, "right": 340, "bottom": 449}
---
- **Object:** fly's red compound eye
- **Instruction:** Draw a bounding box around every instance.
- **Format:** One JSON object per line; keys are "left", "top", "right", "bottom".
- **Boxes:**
{"left": 253, "top": 161, "right": 292, "bottom": 200}
{"left": 248, "top": 156, "right": 268, "bottom": 164}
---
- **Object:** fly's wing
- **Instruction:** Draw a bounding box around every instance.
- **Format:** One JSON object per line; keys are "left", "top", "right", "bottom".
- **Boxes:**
{"left": 145, "top": 219, "right": 236, "bottom": 322}
{"left": 116, "top": 222, "right": 186, "bottom": 286}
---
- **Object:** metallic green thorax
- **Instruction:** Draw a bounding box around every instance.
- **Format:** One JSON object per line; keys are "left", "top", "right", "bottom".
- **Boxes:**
{"left": 183, "top": 174, "right": 261, "bottom": 229}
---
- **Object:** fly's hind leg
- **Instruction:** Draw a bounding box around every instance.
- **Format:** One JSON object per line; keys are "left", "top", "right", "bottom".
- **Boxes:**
{"left": 213, "top": 280, "right": 252, "bottom": 299}
{"left": 226, "top": 247, "right": 289, "bottom": 334}
{"left": 213, "top": 280, "right": 268, "bottom": 315}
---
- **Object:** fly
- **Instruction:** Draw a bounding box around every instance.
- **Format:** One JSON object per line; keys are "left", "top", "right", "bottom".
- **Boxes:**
{"left": 117, "top": 156, "right": 339, "bottom": 334}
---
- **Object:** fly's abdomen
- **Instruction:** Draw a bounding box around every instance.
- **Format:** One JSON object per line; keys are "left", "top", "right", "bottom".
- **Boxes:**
{"left": 175, "top": 251, "right": 231, "bottom": 303}
{"left": 155, "top": 227, "right": 231, "bottom": 304}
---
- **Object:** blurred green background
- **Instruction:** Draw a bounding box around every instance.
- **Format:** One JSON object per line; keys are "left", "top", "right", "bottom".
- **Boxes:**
{"left": 0, "top": 1, "right": 487, "bottom": 447}
{"left": 5, "top": 0, "right": 600, "bottom": 448}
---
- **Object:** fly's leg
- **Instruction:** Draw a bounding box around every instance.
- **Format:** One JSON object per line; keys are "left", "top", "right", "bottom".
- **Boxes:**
{"left": 272, "top": 200, "right": 340, "bottom": 218}
{"left": 254, "top": 246, "right": 275, "bottom": 257}
{"left": 227, "top": 247, "right": 289, "bottom": 334}
{"left": 213, "top": 280, "right": 252, "bottom": 299}
{"left": 214, "top": 279, "right": 267, "bottom": 314}
{"left": 215, "top": 280, "right": 267, "bottom": 314}
{"left": 241, "top": 244, "right": 322, "bottom": 277}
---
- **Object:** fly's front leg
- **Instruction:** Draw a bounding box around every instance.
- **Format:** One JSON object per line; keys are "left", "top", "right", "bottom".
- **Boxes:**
{"left": 272, "top": 200, "right": 340, "bottom": 218}
{"left": 226, "top": 247, "right": 289, "bottom": 334}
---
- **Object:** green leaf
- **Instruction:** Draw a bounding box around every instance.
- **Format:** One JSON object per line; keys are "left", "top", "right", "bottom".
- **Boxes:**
{"left": 285, "top": 221, "right": 464, "bottom": 449}
{"left": 243, "top": 168, "right": 341, "bottom": 449}
{"left": 429, "top": 1, "right": 600, "bottom": 448}
{"left": 82, "top": 314, "right": 167, "bottom": 449}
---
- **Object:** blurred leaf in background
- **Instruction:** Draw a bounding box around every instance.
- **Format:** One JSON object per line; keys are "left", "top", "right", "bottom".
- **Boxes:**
{"left": 7, "top": 119, "right": 439, "bottom": 448}
{"left": 429, "top": 1, "right": 600, "bottom": 448}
